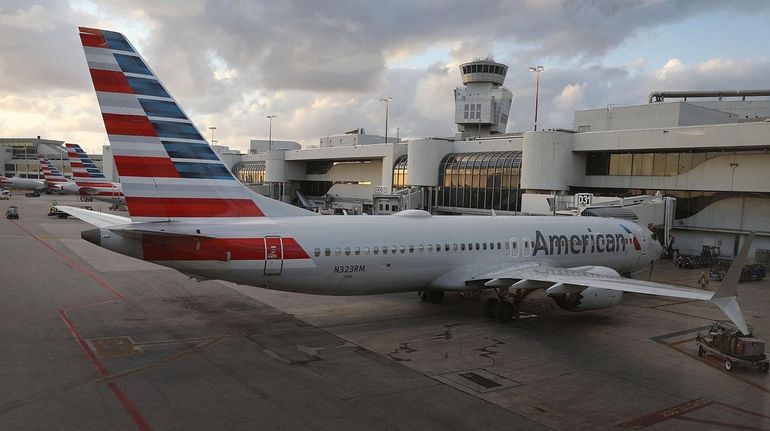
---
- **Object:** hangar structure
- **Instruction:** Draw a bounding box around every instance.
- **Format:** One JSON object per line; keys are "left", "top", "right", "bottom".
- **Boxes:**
{"left": 232, "top": 58, "right": 770, "bottom": 259}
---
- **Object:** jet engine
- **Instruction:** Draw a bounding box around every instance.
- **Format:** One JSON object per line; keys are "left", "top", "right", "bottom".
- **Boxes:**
{"left": 549, "top": 287, "right": 623, "bottom": 311}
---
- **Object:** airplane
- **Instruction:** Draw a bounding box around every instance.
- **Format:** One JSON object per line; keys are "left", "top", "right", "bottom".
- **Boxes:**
{"left": 0, "top": 175, "right": 46, "bottom": 192}
{"left": 62, "top": 143, "right": 125, "bottom": 205}
{"left": 39, "top": 156, "right": 70, "bottom": 189}
{"left": 61, "top": 27, "right": 752, "bottom": 335}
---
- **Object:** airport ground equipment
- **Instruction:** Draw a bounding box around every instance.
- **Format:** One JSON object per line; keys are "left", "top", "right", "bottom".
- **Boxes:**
{"left": 47, "top": 204, "right": 69, "bottom": 219}
{"left": 0, "top": 191, "right": 9, "bottom": 200}
{"left": 711, "top": 262, "right": 766, "bottom": 282}
{"left": 696, "top": 321, "right": 768, "bottom": 373}
{"left": 5, "top": 206, "right": 18, "bottom": 219}
{"left": 25, "top": 191, "right": 40, "bottom": 198}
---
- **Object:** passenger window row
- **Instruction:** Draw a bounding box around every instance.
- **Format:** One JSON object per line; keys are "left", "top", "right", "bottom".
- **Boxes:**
{"left": 313, "top": 241, "right": 510, "bottom": 257}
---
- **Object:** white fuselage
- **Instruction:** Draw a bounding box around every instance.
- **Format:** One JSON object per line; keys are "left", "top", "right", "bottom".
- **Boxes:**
{"left": 91, "top": 214, "right": 661, "bottom": 296}
{"left": 61, "top": 181, "right": 125, "bottom": 205}
{"left": 0, "top": 177, "right": 46, "bottom": 191}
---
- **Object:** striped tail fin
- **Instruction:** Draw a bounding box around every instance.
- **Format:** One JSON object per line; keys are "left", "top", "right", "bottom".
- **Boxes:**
{"left": 65, "top": 143, "right": 108, "bottom": 181}
{"left": 78, "top": 27, "right": 315, "bottom": 221}
{"left": 39, "top": 156, "right": 69, "bottom": 188}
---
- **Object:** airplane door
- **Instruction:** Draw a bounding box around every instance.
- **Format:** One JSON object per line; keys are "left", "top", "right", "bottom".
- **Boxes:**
{"left": 264, "top": 236, "right": 283, "bottom": 275}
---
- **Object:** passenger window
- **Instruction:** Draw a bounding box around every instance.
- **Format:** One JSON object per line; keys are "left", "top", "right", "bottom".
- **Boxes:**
{"left": 418, "top": 245, "right": 424, "bottom": 252}
{"left": 408, "top": 245, "right": 414, "bottom": 253}
{"left": 452, "top": 244, "right": 457, "bottom": 251}
{"left": 482, "top": 243, "right": 487, "bottom": 250}
{"left": 489, "top": 242, "right": 494, "bottom": 249}
{"left": 461, "top": 243, "right": 466, "bottom": 251}
{"left": 363, "top": 247, "right": 370, "bottom": 255}
{"left": 354, "top": 247, "right": 360, "bottom": 255}
{"left": 400, "top": 246, "right": 406, "bottom": 254}
{"left": 345, "top": 247, "right": 351, "bottom": 256}
{"left": 427, "top": 245, "right": 433, "bottom": 252}
{"left": 475, "top": 243, "right": 480, "bottom": 250}
{"left": 325, "top": 248, "right": 331, "bottom": 256}
{"left": 314, "top": 248, "right": 321, "bottom": 257}
{"left": 382, "top": 246, "right": 388, "bottom": 255}
{"left": 497, "top": 242, "right": 502, "bottom": 249}
{"left": 391, "top": 246, "right": 397, "bottom": 254}
{"left": 335, "top": 248, "right": 341, "bottom": 256}
{"left": 373, "top": 246, "right": 379, "bottom": 255}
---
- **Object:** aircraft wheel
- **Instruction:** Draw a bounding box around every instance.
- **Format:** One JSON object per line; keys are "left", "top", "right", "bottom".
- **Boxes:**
{"left": 483, "top": 298, "right": 498, "bottom": 319}
{"left": 428, "top": 290, "right": 445, "bottom": 304}
{"left": 724, "top": 359, "right": 733, "bottom": 372}
{"left": 419, "top": 290, "right": 429, "bottom": 302}
{"left": 697, "top": 346, "right": 705, "bottom": 358}
{"left": 494, "top": 301, "right": 513, "bottom": 323}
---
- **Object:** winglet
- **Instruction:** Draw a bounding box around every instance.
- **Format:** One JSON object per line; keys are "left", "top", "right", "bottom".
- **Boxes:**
{"left": 710, "top": 232, "right": 754, "bottom": 335}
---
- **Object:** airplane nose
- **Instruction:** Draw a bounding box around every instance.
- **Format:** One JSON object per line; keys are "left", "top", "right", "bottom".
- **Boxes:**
{"left": 81, "top": 228, "right": 101, "bottom": 246}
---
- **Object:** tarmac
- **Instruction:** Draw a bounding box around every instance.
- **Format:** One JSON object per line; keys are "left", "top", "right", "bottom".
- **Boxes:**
{"left": 1, "top": 192, "right": 769, "bottom": 430}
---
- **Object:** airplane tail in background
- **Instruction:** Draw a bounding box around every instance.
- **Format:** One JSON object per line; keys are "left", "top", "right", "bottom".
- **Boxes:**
{"left": 39, "top": 156, "right": 69, "bottom": 188}
{"left": 78, "top": 27, "right": 315, "bottom": 221}
{"left": 65, "top": 143, "right": 108, "bottom": 182}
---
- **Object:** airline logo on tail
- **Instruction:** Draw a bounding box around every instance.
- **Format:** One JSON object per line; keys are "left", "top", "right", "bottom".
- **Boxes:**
{"left": 39, "top": 156, "right": 69, "bottom": 188}
{"left": 79, "top": 27, "right": 264, "bottom": 220}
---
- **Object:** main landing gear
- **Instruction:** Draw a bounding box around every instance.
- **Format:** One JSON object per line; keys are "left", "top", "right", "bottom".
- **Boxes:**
{"left": 483, "top": 288, "right": 534, "bottom": 323}
{"left": 419, "top": 289, "right": 445, "bottom": 304}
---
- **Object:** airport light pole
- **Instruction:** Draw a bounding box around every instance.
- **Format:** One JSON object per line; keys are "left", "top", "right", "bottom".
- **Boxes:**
{"left": 266, "top": 115, "right": 277, "bottom": 151}
{"left": 380, "top": 97, "right": 392, "bottom": 143}
{"left": 208, "top": 126, "right": 216, "bottom": 146}
{"left": 528, "top": 65, "right": 544, "bottom": 131}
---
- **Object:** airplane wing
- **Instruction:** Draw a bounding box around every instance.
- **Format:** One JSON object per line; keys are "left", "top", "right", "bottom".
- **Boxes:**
{"left": 470, "top": 233, "right": 755, "bottom": 335}
{"left": 472, "top": 263, "right": 712, "bottom": 300}
{"left": 57, "top": 205, "right": 130, "bottom": 227}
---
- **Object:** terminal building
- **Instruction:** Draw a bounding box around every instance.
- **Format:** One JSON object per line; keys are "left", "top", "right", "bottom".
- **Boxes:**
{"left": 230, "top": 58, "right": 770, "bottom": 259}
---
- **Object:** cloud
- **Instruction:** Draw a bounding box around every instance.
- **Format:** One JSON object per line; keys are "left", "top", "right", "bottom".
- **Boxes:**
{"left": 2, "top": 0, "right": 770, "bottom": 155}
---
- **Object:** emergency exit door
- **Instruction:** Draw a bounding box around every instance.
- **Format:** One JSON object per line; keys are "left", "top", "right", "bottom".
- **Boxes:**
{"left": 264, "top": 236, "right": 283, "bottom": 275}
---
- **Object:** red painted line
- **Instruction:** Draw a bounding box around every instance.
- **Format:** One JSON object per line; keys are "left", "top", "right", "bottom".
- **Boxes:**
{"left": 59, "top": 310, "right": 109, "bottom": 376}
{"left": 12, "top": 220, "right": 153, "bottom": 430}
{"left": 107, "top": 382, "right": 154, "bottom": 431}
{"left": 10, "top": 220, "right": 124, "bottom": 299}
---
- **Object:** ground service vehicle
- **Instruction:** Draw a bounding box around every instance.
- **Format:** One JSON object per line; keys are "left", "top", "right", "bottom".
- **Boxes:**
{"left": 697, "top": 321, "right": 769, "bottom": 373}
{"left": 6, "top": 206, "right": 19, "bottom": 219}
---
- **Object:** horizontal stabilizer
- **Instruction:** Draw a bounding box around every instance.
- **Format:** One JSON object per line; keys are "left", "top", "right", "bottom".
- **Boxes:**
{"left": 110, "top": 224, "right": 216, "bottom": 239}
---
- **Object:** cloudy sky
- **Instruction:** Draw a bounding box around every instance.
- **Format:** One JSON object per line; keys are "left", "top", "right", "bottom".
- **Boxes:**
{"left": 1, "top": 0, "right": 770, "bottom": 154}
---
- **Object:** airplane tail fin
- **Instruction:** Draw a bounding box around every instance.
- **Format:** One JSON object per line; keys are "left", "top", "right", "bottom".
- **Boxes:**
{"left": 39, "top": 156, "right": 69, "bottom": 188}
{"left": 78, "top": 27, "right": 315, "bottom": 221}
{"left": 710, "top": 233, "right": 754, "bottom": 335}
{"left": 65, "top": 143, "right": 108, "bottom": 182}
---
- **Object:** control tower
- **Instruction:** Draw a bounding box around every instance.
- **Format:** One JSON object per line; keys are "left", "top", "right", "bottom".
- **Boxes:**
{"left": 454, "top": 58, "right": 513, "bottom": 137}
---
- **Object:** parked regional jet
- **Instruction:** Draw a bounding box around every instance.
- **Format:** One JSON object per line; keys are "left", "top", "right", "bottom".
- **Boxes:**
{"left": 62, "top": 143, "right": 124, "bottom": 205}
{"left": 61, "top": 27, "right": 753, "bottom": 334}
{"left": 0, "top": 175, "right": 45, "bottom": 191}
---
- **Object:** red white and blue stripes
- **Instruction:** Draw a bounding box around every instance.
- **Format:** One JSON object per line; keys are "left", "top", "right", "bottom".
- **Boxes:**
{"left": 39, "top": 156, "right": 69, "bottom": 188}
{"left": 65, "top": 143, "right": 124, "bottom": 199}
{"left": 79, "top": 27, "right": 262, "bottom": 220}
